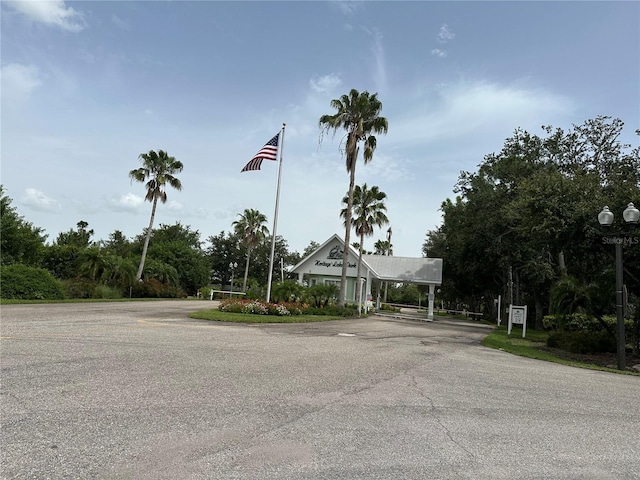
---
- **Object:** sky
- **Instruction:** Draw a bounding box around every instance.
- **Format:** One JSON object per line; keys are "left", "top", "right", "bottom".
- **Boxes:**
{"left": 2, "top": 0, "right": 639, "bottom": 258}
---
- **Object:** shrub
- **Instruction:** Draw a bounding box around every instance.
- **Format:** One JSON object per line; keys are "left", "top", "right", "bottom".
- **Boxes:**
{"left": 301, "top": 305, "right": 359, "bottom": 317}
{"left": 304, "top": 284, "right": 338, "bottom": 308}
{"left": 242, "top": 300, "right": 268, "bottom": 315}
{"left": 219, "top": 299, "right": 306, "bottom": 316}
{"left": 0, "top": 264, "right": 65, "bottom": 300}
{"left": 62, "top": 277, "right": 98, "bottom": 299}
{"left": 93, "top": 284, "right": 122, "bottom": 299}
{"left": 547, "top": 331, "right": 617, "bottom": 354}
{"left": 271, "top": 280, "right": 304, "bottom": 303}
{"left": 131, "top": 278, "right": 186, "bottom": 298}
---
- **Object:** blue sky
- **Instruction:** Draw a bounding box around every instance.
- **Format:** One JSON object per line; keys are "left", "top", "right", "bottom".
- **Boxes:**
{"left": 2, "top": 0, "right": 639, "bottom": 258}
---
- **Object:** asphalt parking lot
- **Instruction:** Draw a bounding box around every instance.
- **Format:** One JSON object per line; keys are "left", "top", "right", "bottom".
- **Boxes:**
{"left": 2, "top": 301, "right": 639, "bottom": 479}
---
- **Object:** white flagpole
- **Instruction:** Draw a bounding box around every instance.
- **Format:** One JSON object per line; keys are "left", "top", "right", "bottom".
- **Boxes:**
{"left": 266, "top": 123, "right": 285, "bottom": 303}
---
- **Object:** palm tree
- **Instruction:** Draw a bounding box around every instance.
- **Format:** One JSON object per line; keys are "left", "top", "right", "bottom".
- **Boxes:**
{"left": 373, "top": 239, "right": 392, "bottom": 256}
{"left": 129, "top": 150, "right": 183, "bottom": 281}
{"left": 232, "top": 208, "right": 269, "bottom": 291}
{"left": 319, "top": 89, "right": 388, "bottom": 306}
{"left": 341, "top": 184, "right": 389, "bottom": 308}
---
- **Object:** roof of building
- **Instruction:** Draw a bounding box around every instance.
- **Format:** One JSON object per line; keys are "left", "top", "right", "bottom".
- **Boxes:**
{"left": 290, "top": 233, "right": 442, "bottom": 285}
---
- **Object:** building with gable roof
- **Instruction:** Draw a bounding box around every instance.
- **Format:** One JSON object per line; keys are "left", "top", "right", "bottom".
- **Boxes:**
{"left": 290, "top": 234, "right": 443, "bottom": 319}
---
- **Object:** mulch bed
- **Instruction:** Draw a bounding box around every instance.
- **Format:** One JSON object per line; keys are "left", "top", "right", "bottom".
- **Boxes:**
{"left": 543, "top": 347, "right": 640, "bottom": 372}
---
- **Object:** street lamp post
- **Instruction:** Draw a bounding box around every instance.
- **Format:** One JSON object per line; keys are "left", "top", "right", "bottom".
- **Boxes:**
{"left": 597, "top": 202, "right": 639, "bottom": 370}
{"left": 229, "top": 261, "right": 238, "bottom": 297}
{"left": 384, "top": 227, "right": 392, "bottom": 303}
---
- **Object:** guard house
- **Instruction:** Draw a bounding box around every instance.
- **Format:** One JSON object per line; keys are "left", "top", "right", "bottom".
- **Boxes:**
{"left": 290, "top": 234, "right": 443, "bottom": 319}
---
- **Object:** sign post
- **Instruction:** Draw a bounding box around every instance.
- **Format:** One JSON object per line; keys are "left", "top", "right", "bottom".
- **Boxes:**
{"left": 508, "top": 305, "right": 527, "bottom": 338}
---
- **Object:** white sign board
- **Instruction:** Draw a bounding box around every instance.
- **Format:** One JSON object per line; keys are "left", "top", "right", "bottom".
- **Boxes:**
{"left": 508, "top": 305, "right": 527, "bottom": 338}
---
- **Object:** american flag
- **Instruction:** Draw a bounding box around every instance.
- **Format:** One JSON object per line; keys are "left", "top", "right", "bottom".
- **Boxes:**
{"left": 241, "top": 132, "right": 280, "bottom": 172}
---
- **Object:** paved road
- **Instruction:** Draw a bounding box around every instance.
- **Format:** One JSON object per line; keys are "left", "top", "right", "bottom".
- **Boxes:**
{"left": 1, "top": 301, "right": 639, "bottom": 479}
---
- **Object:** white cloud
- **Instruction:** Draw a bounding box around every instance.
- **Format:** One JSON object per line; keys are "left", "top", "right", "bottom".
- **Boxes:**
{"left": 437, "top": 24, "right": 455, "bottom": 44}
{"left": 371, "top": 29, "right": 386, "bottom": 92}
{"left": 431, "top": 49, "right": 447, "bottom": 58}
{"left": 21, "top": 188, "right": 60, "bottom": 212}
{"left": 111, "top": 14, "right": 129, "bottom": 30}
{"left": 330, "top": 0, "right": 364, "bottom": 17}
{"left": 5, "top": 0, "right": 85, "bottom": 32}
{"left": 309, "top": 74, "right": 342, "bottom": 94}
{"left": 384, "top": 80, "right": 577, "bottom": 165}
{"left": 0, "top": 63, "right": 42, "bottom": 102}
{"left": 166, "top": 200, "right": 184, "bottom": 212}
{"left": 108, "top": 193, "right": 144, "bottom": 212}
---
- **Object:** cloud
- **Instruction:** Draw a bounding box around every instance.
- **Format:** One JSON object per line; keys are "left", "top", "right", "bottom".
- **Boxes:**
{"left": 0, "top": 63, "right": 42, "bottom": 102}
{"left": 431, "top": 49, "right": 447, "bottom": 58}
{"left": 111, "top": 14, "right": 130, "bottom": 30}
{"left": 310, "top": 74, "right": 342, "bottom": 94}
{"left": 360, "top": 27, "right": 386, "bottom": 92}
{"left": 108, "top": 193, "right": 144, "bottom": 212}
{"left": 437, "top": 24, "right": 455, "bottom": 44}
{"left": 330, "top": 0, "right": 364, "bottom": 17}
{"left": 166, "top": 200, "right": 184, "bottom": 212}
{"left": 5, "top": 0, "right": 85, "bottom": 32}
{"left": 388, "top": 80, "right": 575, "bottom": 149}
{"left": 21, "top": 188, "right": 60, "bottom": 212}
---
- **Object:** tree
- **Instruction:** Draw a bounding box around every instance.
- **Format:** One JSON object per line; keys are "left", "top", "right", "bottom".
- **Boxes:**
{"left": 341, "top": 183, "right": 389, "bottom": 306}
{"left": 101, "top": 230, "right": 133, "bottom": 258}
{"left": 129, "top": 150, "right": 183, "bottom": 281}
{"left": 206, "top": 231, "right": 243, "bottom": 287}
{"left": 144, "top": 222, "right": 209, "bottom": 295}
{"left": 373, "top": 239, "right": 392, "bottom": 256}
{"left": 232, "top": 209, "right": 269, "bottom": 291}
{"left": 56, "top": 220, "right": 94, "bottom": 248}
{"left": 423, "top": 116, "right": 639, "bottom": 326}
{"left": 319, "top": 89, "right": 388, "bottom": 305}
{"left": 302, "top": 240, "right": 320, "bottom": 258}
{"left": 0, "top": 186, "right": 47, "bottom": 267}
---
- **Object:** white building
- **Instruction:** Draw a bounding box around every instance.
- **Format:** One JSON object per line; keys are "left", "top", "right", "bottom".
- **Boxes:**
{"left": 290, "top": 234, "right": 443, "bottom": 319}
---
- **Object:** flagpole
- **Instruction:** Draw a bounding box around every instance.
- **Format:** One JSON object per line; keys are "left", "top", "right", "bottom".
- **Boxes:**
{"left": 266, "top": 123, "right": 285, "bottom": 302}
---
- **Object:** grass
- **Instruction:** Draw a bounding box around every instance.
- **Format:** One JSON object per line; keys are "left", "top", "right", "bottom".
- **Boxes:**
{"left": 482, "top": 326, "right": 640, "bottom": 376}
{"left": 189, "top": 309, "right": 356, "bottom": 323}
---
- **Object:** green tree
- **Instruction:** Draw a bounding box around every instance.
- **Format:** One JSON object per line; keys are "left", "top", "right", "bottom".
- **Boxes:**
{"left": 77, "top": 246, "right": 108, "bottom": 281}
{"left": 319, "top": 89, "right": 388, "bottom": 306}
{"left": 0, "top": 186, "right": 47, "bottom": 266}
{"left": 56, "top": 220, "right": 94, "bottom": 248}
{"left": 424, "top": 116, "right": 639, "bottom": 326}
{"left": 129, "top": 150, "right": 183, "bottom": 281}
{"left": 341, "top": 183, "right": 389, "bottom": 306}
{"left": 373, "top": 239, "right": 392, "bottom": 255}
{"left": 249, "top": 235, "right": 297, "bottom": 286}
{"left": 144, "top": 222, "right": 209, "bottom": 295}
{"left": 302, "top": 240, "right": 320, "bottom": 258}
{"left": 101, "top": 230, "right": 133, "bottom": 258}
{"left": 232, "top": 209, "right": 269, "bottom": 291}
{"left": 206, "top": 230, "right": 243, "bottom": 287}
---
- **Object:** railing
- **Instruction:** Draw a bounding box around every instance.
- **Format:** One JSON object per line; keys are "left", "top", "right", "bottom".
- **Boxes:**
{"left": 209, "top": 290, "right": 246, "bottom": 300}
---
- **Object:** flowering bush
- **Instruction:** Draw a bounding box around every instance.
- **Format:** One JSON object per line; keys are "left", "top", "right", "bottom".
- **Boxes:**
{"left": 243, "top": 301, "right": 268, "bottom": 315}
{"left": 218, "top": 298, "right": 308, "bottom": 316}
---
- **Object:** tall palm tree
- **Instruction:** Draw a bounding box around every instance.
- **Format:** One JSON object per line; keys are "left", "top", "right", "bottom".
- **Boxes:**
{"left": 341, "top": 184, "right": 389, "bottom": 307}
{"left": 319, "top": 89, "right": 388, "bottom": 306}
{"left": 232, "top": 208, "right": 269, "bottom": 291}
{"left": 129, "top": 150, "right": 183, "bottom": 281}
